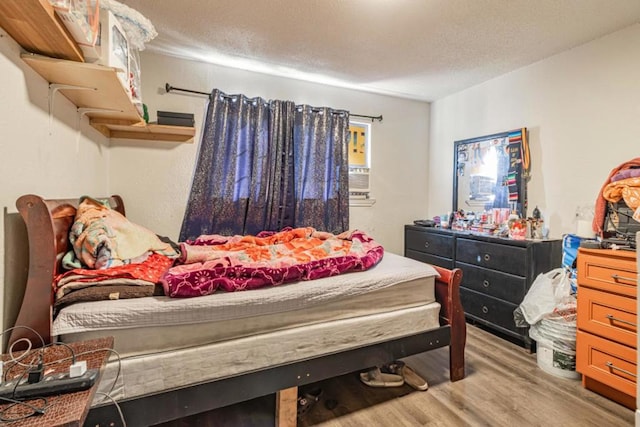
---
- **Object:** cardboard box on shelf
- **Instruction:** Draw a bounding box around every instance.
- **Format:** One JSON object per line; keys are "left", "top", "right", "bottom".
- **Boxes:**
{"left": 81, "top": 9, "right": 130, "bottom": 92}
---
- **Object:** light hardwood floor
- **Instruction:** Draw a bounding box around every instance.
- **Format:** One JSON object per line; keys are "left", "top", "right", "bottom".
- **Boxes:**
{"left": 161, "top": 324, "right": 634, "bottom": 426}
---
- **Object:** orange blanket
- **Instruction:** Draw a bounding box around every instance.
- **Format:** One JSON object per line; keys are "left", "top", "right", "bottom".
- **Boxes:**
{"left": 163, "top": 228, "right": 384, "bottom": 297}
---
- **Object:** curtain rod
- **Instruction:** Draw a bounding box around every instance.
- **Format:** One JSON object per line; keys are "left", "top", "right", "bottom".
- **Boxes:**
{"left": 165, "top": 83, "right": 383, "bottom": 122}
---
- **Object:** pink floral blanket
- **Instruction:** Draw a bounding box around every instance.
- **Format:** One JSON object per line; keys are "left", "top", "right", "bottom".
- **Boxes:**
{"left": 161, "top": 227, "right": 384, "bottom": 297}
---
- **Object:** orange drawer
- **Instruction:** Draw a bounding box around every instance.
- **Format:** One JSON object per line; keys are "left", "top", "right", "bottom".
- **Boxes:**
{"left": 576, "top": 330, "right": 636, "bottom": 397}
{"left": 577, "top": 286, "right": 637, "bottom": 348}
{"left": 577, "top": 248, "right": 637, "bottom": 298}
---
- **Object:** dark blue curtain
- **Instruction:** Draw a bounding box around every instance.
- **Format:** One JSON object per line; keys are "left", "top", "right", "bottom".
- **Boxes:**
{"left": 179, "top": 89, "right": 349, "bottom": 241}
{"left": 292, "top": 105, "right": 349, "bottom": 233}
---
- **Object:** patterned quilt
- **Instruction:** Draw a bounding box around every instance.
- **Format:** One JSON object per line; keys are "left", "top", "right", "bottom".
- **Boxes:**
{"left": 161, "top": 227, "right": 384, "bottom": 297}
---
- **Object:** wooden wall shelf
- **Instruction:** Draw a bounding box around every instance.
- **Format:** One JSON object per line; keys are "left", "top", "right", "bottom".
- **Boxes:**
{"left": 1, "top": 1, "right": 195, "bottom": 143}
{"left": 22, "top": 54, "right": 195, "bottom": 143}
{"left": 91, "top": 120, "right": 196, "bottom": 142}
{"left": 0, "top": 0, "right": 84, "bottom": 62}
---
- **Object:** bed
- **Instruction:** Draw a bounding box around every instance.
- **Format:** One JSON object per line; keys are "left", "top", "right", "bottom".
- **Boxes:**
{"left": 7, "top": 194, "right": 466, "bottom": 426}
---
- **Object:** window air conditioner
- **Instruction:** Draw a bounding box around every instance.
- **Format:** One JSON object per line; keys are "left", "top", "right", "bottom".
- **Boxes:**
{"left": 349, "top": 168, "right": 370, "bottom": 198}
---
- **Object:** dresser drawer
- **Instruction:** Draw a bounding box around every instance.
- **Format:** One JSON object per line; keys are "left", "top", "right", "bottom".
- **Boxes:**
{"left": 456, "top": 238, "right": 527, "bottom": 276}
{"left": 576, "top": 330, "right": 636, "bottom": 397}
{"left": 577, "top": 286, "right": 636, "bottom": 348}
{"left": 460, "top": 288, "right": 523, "bottom": 335}
{"left": 405, "top": 229, "right": 454, "bottom": 258}
{"left": 405, "top": 249, "right": 454, "bottom": 269}
{"left": 577, "top": 249, "right": 637, "bottom": 298}
{"left": 457, "top": 262, "right": 527, "bottom": 304}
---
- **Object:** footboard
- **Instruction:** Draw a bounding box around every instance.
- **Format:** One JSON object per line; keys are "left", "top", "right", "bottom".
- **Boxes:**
{"left": 433, "top": 265, "right": 466, "bottom": 381}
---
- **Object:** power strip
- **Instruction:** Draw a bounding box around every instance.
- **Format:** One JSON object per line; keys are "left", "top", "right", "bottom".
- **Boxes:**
{"left": 0, "top": 369, "right": 98, "bottom": 400}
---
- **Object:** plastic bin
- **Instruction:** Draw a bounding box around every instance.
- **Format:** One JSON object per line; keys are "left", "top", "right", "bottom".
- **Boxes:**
{"left": 530, "top": 315, "right": 579, "bottom": 380}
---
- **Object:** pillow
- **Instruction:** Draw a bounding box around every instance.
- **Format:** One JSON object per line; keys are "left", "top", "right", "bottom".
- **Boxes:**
{"left": 69, "top": 196, "right": 179, "bottom": 269}
{"left": 54, "top": 283, "right": 157, "bottom": 310}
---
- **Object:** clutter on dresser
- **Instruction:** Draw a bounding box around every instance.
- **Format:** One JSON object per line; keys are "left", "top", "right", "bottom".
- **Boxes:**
{"left": 413, "top": 219, "right": 436, "bottom": 227}
{"left": 441, "top": 207, "right": 547, "bottom": 240}
{"left": 575, "top": 205, "right": 596, "bottom": 238}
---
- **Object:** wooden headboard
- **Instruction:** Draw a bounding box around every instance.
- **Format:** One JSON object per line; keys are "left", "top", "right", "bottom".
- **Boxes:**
{"left": 9, "top": 194, "right": 124, "bottom": 349}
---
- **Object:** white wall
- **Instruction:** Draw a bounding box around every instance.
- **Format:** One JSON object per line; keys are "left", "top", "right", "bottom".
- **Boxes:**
{"left": 108, "top": 52, "right": 431, "bottom": 255}
{"left": 4, "top": 20, "right": 637, "bottom": 333}
{"left": 0, "top": 28, "right": 110, "bottom": 331}
{"left": 0, "top": 32, "right": 428, "bottom": 333}
{"left": 428, "top": 24, "right": 640, "bottom": 239}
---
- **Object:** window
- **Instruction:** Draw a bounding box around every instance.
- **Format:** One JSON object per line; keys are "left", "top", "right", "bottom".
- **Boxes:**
{"left": 348, "top": 121, "right": 372, "bottom": 203}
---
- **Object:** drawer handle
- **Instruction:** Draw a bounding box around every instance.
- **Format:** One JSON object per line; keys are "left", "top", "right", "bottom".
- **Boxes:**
{"left": 482, "top": 306, "right": 489, "bottom": 314}
{"left": 483, "top": 280, "right": 490, "bottom": 288}
{"left": 424, "top": 242, "right": 430, "bottom": 248}
{"left": 605, "top": 314, "right": 636, "bottom": 328}
{"left": 605, "top": 361, "right": 637, "bottom": 378}
{"left": 483, "top": 254, "right": 491, "bottom": 262}
{"left": 611, "top": 274, "right": 636, "bottom": 285}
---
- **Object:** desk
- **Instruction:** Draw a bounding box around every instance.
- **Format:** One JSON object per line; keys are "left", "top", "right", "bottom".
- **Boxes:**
{"left": 1, "top": 336, "right": 113, "bottom": 426}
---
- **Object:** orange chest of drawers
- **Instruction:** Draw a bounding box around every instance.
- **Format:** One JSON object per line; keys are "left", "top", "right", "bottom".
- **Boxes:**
{"left": 576, "top": 248, "right": 637, "bottom": 409}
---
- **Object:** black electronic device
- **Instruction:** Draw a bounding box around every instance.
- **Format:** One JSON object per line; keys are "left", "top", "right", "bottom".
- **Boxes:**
{"left": 157, "top": 111, "right": 195, "bottom": 127}
{"left": 413, "top": 219, "right": 436, "bottom": 227}
{"left": 601, "top": 236, "right": 636, "bottom": 251}
{"left": 0, "top": 369, "right": 98, "bottom": 400}
{"left": 579, "top": 240, "right": 601, "bottom": 250}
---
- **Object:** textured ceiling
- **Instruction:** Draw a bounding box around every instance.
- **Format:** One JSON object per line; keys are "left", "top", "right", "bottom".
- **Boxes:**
{"left": 120, "top": 0, "right": 640, "bottom": 101}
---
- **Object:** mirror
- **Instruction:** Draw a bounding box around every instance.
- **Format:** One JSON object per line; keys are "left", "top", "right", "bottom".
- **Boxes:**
{"left": 453, "top": 128, "right": 528, "bottom": 218}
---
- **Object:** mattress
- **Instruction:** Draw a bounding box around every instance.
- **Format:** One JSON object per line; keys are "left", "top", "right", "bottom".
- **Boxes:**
{"left": 51, "top": 252, "right": 441, "bottom": 403}
{"left": 55, "top": 252, "right": 438, "bottom": 354}
{"left": 94, "top": 302, "right": 441, "bottom": 403}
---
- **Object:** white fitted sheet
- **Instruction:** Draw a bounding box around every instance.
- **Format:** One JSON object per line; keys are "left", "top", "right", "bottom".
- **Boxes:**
{"left": 61, "top": 275, "right": 433, "bottom": 357}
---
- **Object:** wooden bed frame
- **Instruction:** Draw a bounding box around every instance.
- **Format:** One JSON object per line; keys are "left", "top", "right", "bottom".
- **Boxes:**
{"left": 8, "top": 194, "right": 466, "bottom": 427}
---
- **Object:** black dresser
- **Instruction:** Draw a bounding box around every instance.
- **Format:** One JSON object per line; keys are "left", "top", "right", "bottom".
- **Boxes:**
{"left": 405, "top": 225, "right": 562, "bottom": 349}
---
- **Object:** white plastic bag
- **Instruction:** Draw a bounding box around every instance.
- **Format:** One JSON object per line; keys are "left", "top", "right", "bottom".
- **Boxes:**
{"left": 518, "top": 268, "right": 572, "bottom": 325}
